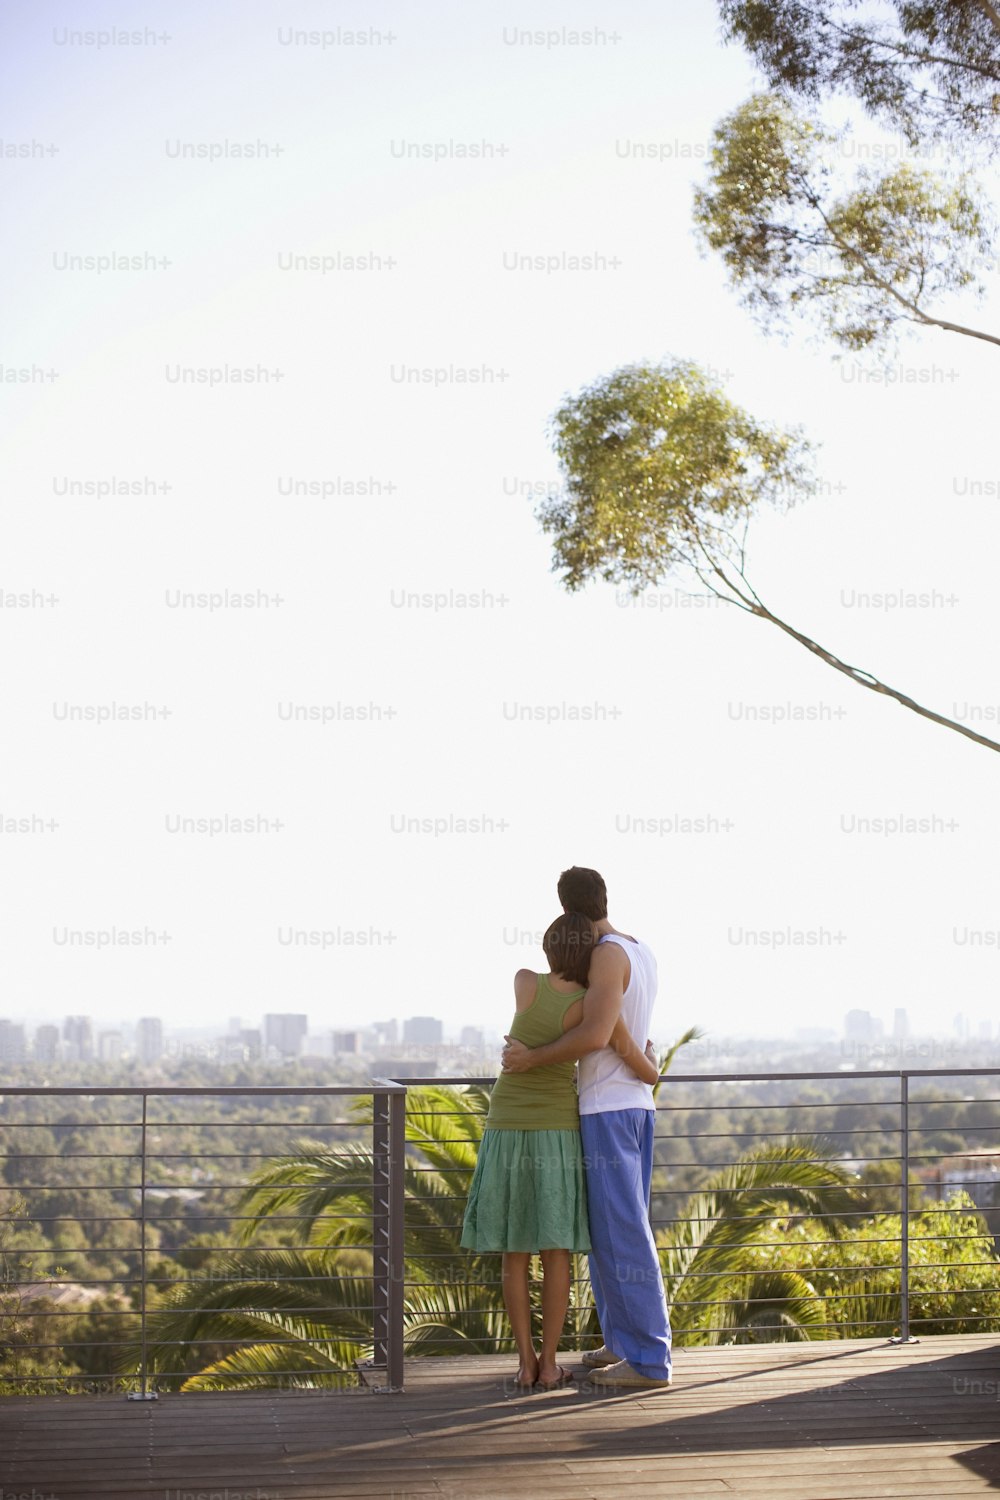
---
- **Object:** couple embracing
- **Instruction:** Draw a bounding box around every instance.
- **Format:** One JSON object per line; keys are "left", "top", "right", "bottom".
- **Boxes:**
{"left": 461, "top": 865, "right": 673, "bottom": 1391}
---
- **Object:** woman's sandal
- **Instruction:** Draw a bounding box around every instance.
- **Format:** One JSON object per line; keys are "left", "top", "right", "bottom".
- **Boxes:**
{"left": 537, "top": 1366, "right": 574, "bottom": 1391}
{"left": 513, "top": 1359, "right": 540, "bottom": 1390}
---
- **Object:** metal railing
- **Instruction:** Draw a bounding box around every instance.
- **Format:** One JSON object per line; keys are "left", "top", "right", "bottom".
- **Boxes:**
{"left": 391, "top": 1068, "right": 1000, "bottom": 1355}
{"left": 2, "top": 1069, "right": 1000, "bottom": 1396}
{"left": 0, "top": 1083, "right": 406, "bottom": 1396}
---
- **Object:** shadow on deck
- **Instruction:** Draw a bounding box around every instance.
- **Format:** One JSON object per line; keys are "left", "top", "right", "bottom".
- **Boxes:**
{"left": 2, "top": 1334, "right": 1000, "bottom": 1498}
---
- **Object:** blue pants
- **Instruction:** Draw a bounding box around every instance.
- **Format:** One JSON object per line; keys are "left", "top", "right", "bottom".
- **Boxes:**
{"left": 580, "top": 1108, "right": 672, "bottom": 1380}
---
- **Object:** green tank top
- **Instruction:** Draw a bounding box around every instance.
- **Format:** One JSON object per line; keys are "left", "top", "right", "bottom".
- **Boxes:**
{"left": 486, "top": 972, "right": 584, "bottom": 1131}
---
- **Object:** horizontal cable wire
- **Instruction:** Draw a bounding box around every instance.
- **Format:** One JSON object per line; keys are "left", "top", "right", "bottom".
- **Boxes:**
{"left": 4, "top": 1072, "right": 1000, "bottom": 1392}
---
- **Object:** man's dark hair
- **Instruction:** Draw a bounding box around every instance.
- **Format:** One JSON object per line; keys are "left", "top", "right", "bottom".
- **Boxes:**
{"left": 542, "top": 911, "right": 596, "bottom": 988}
{"left": 557, "top": 865, "right": 608, "bottom": 921}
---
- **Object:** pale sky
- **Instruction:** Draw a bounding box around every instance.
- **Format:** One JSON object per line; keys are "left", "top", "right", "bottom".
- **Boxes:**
{"left": 3, "top": 1, "right": 999, "bottom": 1047}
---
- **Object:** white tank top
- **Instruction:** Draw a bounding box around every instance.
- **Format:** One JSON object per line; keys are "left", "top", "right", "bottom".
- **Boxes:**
{"left": 578, "top": 933, "right": 658, "bottom": 1115}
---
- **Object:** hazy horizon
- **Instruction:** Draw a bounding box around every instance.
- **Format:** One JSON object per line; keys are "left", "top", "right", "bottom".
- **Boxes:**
{"left": 3, "top": 2, "right": 998, "bottom": 1046}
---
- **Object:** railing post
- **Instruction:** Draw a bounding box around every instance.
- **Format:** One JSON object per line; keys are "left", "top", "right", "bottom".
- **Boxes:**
{"left": 890, "top": 1071, "right": 918, "bottom": 1346}
{"left": 127, "top": 1091, "right": 157, "bottom": 1399}
{"left": 371, "top": 1082, "right": 405, "bottom": 1391}
{"left": 387, "top": 1087, "right": 405, "bottom": 1390}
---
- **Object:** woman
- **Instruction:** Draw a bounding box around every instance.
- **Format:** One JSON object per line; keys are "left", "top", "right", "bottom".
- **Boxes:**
{"left": 461, "top": 911, "right": 659, "bottom": 1390}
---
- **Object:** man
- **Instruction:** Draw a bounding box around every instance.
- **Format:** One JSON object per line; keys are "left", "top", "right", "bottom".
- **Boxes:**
{"left": 501, "top": 865, "right": 672, "bottom": 1389}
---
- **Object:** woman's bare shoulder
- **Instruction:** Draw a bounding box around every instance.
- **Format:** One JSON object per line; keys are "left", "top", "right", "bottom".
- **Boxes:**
{"left": 513, "top": 968, "right": 539, "bottom": 1011}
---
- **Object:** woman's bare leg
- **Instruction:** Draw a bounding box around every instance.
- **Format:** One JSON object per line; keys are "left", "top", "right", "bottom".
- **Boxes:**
{"left": 501, "top": 1251, "right": 538, "bottom": 1384}
{"left": 538, "top": 1249, "right": 571, "bottom": 1384}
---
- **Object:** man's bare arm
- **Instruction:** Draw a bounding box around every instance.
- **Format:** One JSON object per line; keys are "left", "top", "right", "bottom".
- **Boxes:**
{"left": 609, "top": 1015, "right": 660, "bottom": 1085}
{"left": 502, "top": 943, "right": 628, "bottom": 1072}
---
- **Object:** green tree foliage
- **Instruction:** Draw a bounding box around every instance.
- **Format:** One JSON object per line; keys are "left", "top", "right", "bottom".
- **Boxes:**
{"left": 138, "top": 1085, "right": 510, "bottom": 1388}
{"left": 531, "top": 2, "right": 1000, "bottom": 755}
{"left": 7, "top": 1063, "right": 1000, "bottom": 1389}
{"left": 541, "top": 360, "right": 1000, "bottom": 752}
{"left": 764, "top": 1192, "right": 1000, "bottom": 1337}
{"left": 660, "top": 1140, "right": 862, "bottom": 1344}
{"left": 718, "top": 1, "right": 1000, "bottom": 147}
{"left": 694, "top": 94, "right": 996, "bottom": 350}
{"left": 131, "top": 1077, "right": 1000, "bottom": 1385}
{"left": 540, "top": 359, "right": 809, "bottom": 592}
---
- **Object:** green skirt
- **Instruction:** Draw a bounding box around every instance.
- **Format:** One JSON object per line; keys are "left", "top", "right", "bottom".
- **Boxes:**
{"left": 460, "top": 1127, "right": 591, "bottom": 1253}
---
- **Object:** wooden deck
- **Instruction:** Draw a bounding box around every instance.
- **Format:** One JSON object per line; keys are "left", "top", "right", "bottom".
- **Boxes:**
{"left": 3, "top": 1336, "right": 1000, "bottom": 1498}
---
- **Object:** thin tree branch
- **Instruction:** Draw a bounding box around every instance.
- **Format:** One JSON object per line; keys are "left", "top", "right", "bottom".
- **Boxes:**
{"left": 673, "top": 518, "right": 1000, "bottom": 752}
{"left": 901, "top": 309, "right": 1000, "bottom": 345}
{"left": 822, "top": 13, "right": 1000, "bottom": 83}
{"left": 754, "top": 599, "right": 1000, "bottom": 749}
{"left": 971, "top": 0, "right": 1000, "bottom": 42}
{"left": 790, "top": 174, "right": 1000, "bottom": 347}
{"left": 742, "top": 588, "right": 1000, "bottom": 752}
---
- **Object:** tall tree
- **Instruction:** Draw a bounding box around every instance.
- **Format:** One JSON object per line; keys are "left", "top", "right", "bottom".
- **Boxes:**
{"left": 536, "top": 7, "right": 1000, "bottom": 753}
{"left": 718, "top": 1, "right": 1000, "bottom": 147}
{"left": 693, "top": 93, "right": 996, "bottom": 352}
{"left": 540, "top": 361, "right": 1000, "bottom": 753}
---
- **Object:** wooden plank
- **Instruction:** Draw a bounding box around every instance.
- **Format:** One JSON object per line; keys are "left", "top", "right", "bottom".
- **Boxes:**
{"left": 1, "top": 1334, "right": 999, "bottom": 1498}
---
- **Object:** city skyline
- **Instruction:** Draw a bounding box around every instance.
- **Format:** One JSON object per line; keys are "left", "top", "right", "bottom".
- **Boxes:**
{"left": 2, "top": 3, "right": 998, "bottom": 1043}
{"left": 2, "top": 1004, "right": 998, "bottom": 1066}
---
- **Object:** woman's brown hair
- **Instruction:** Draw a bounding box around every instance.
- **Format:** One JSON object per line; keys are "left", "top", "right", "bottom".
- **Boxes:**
{"left": 542, "top": 910, "right": 596, "bottom": 988}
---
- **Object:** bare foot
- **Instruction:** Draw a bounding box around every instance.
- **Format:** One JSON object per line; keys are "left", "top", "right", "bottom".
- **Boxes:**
{"left": 513, "top": 1353, "right": 539, "bottom": 1388}
{"left": 537, "top": 1362, "right": 573, "bottom": 1390}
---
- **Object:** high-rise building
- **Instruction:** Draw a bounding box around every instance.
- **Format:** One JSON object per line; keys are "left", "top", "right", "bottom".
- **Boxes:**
{"left": 460, "top": 1026, "right": 485, "bottom": 1049}
{"left": 264, "top": 1013, "right": 308, "bottom": 1058}
{"left": 372, "top": 1019, "right": 398, "bottom": 1047}
{"left": 403, "top": 1016, "right": 443, "bottom": 1046}
{"left": 98, "top": 1030, "right": 123, "bottom": 1062}
{"left": 137, "top": 1017, "right": 164, "bottom": 1064}
{"left": 239, "top": 1028, "right": 262, "bottom": 1060}
{"left": 0, "top": 1020, "right": 27, "bottom": 1063}
{"left": 844, "top": 1010, "right": 881, "bottom": 1043}
{"left": 892, "top": 1008, "right": 909, "bottom": 1041}
{"left": 333, "top": 1031, "right": 360, "bottom": 1054}
{"left": 63, "top": 1015, "right": 93, "bottom": 1061}
{"left": 34, "top": 1024, "right": 60, "bottom": 1063}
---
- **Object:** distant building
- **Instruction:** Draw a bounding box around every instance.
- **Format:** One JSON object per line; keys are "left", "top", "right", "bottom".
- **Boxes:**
{"left": 893, "top": 1009, "right": 909, "bottom": 1041}
{"left": 333, "top": 1031, "right": 360, "bottom": 1054}
{"left": 372, "top": 1019, "right": 398, "bottom": 1047}
{"left": 34, "top": 1024, "right": 60, "bottom": 1063}
{"left": 460, "top": 1026, "right": 485, "bottom": 1049}
{"left": 264, "top": 1013, "right": 308, "bottom": 1058}
{"left": 98, "top": 1030, "right": 123, "bottom": 1062}
{"left": 63, "top": 1015, "right": 93, "bottom": 1061}
{"left": 844, "top": 1010, "right": 882, "bottom": 1043}
{"left": 403, "top": 1016, "right": 443, "bottom": 1046}
{"left": 239, "top": 1028, "right": 262, "bottom": 1060}
{"left": 377, "top": 1058, "right": 438, "bottom": 1079}
{"left": 0, "top": 1020, "right": 26, "bottom": 1063}
{"left": 302, "top": 1033, "right": 334, "bottom": 1058}
{"left": 137, "top": 1017, "right": 164, "bottom": 1064}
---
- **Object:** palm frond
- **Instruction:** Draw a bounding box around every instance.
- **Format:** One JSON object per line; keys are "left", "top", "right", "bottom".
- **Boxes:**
{"left": 698, "top": 1269, "right": 830, "bottom": 1345}
{"left": 403, "top": 1280, "right": 513, "bottom": 1356}
{"left": 178, "top": 1339, "right": 365, "bottom": 1392}
{"left": 130, "top": 1249, "right": 374, "bottom": 1386}
{"left": 652, "top": 1027, "right": 704, "bottom": 1099}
